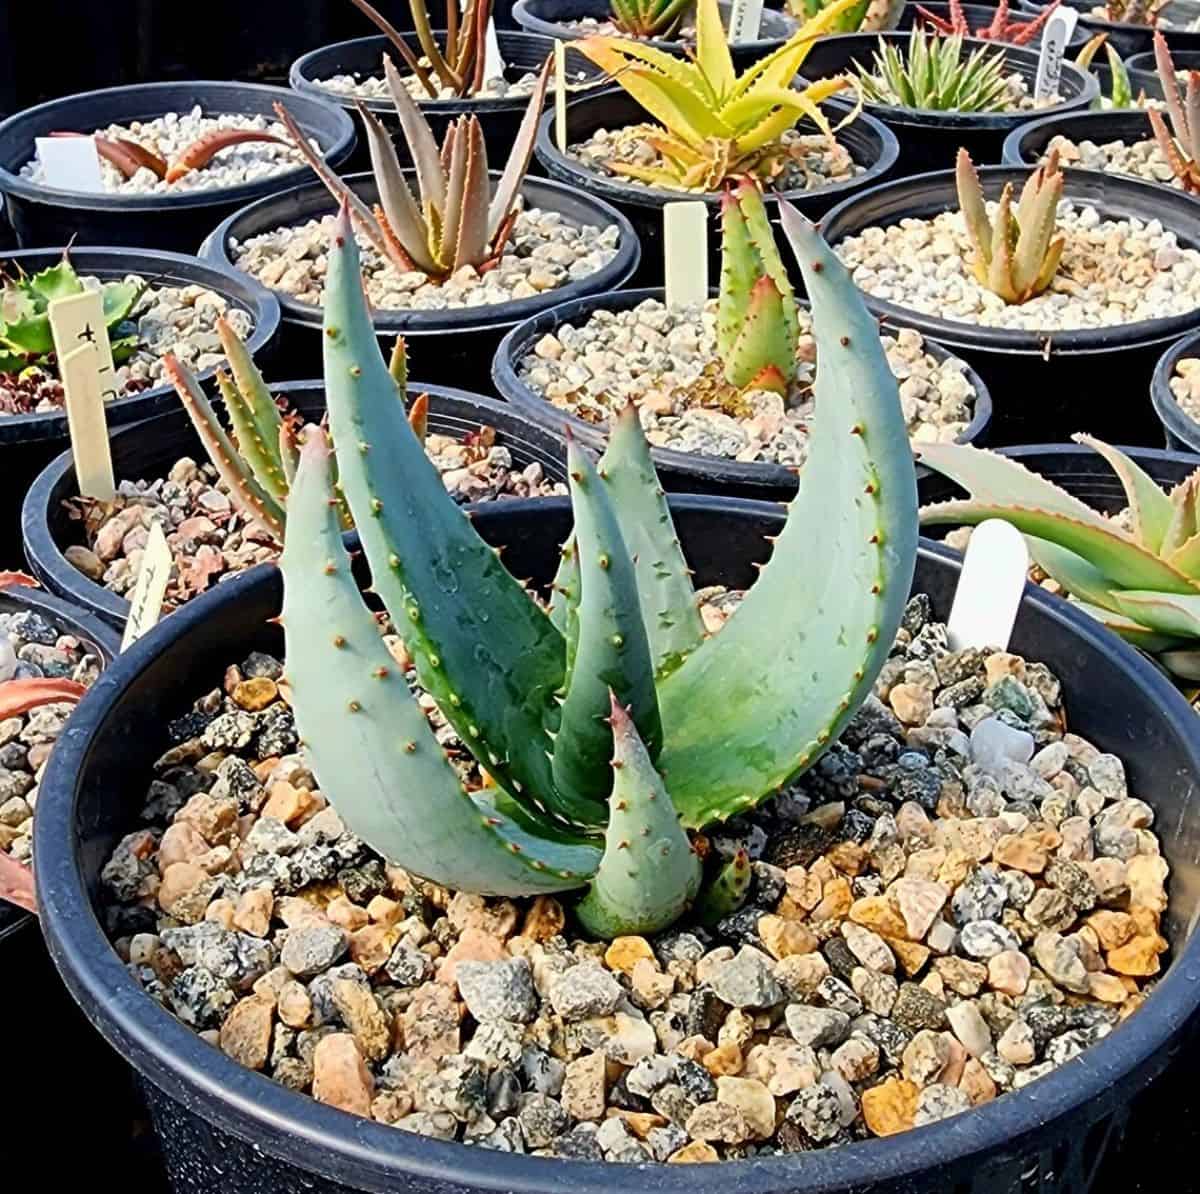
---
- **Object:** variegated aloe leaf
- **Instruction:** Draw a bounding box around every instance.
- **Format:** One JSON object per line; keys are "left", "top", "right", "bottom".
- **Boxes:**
{"left": 1108, "top": 589, "right": 1200, "bottom": 639}
{"left": 1025, "top": 536, "right": 1125, "bottom": 614}
{"left": 280, "top": 427, "right": 599, "bottom": 894}
{"left": 1072, "top": 600, "right": 1186, "bottom": 653}
{"left": 1071, "top": 434, "right": 1175, "bottom": 553}
{"left": 654, "top": 204, "right": 919, "bottom": 829}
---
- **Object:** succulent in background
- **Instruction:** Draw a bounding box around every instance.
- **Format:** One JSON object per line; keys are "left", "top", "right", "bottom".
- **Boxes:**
{"left": 717, "top": 178, "right": 800, "bottom": 394}
{"left": 956, "top": 147, "right": 1065, "bottom": 304}
{"left": 918, "top": 437, "right": 1200, "bottom": 682}
{"left": 1098, "top": 0, "right": 1167, "bottom": 24}
{"left": 0, "top": 254, "right": 144, "bottom": 376}
{"left": 276, "top": 197, "right": 918, "bottom": 938}
{"left": 276, "top": 55, "right": 549, "bottom": 283}
{"left": 1076, "top": 32, "right": 1134, "bottom": 108}
{"left": 576, "top": 0, "right": 860, "bottom": 190}
{"left": 1148, "top": 31, "right": 1200, "bottom": 192}
{"left": 787, "top": 0, "right": 904, "bottom": 32}
{"left": 854, "top": 31, "right": 1012, "bottom": 111}
{"left": 915, "top": 0, "right": 1061, "bottom": 45}
{"left": 609, "top": 0, "right": 695, "bottom": 37}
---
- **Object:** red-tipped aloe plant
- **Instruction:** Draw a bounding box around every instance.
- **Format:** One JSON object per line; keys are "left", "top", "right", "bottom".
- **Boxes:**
{"left": 1149, "top": 30, "right": 1200, "bottom": 192}
{"left": 915, "top": 0, "right": 1061, "bottom": 45}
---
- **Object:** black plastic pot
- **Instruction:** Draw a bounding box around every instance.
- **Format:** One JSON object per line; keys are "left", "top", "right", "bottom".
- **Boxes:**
{"left": 820, "top": 165, "right": 1200, "bottom": 445}
{"left": 33, "top": 491, "right": 1200, "bottom": 1193}
{"left": 493, "top": 286, "right": 992, "bottom": 499}
{"left": 900, "top": 1, "right": 1089, "bottom": 47}
{"left": 1019, "top": 0, "right": 1200, "bottom": 58}
{"left": 1002, "top": 107, "right": 1172, "bottom": 182}
{"left": 290, "top": 31, "right": 609, "bottom": 173}
{"left": 0, "top": 81, "right": 356, "bottom": 254}
{"left": 22, "top": 382, "right": 569, "bottom": 630}
{"left": 0, "top": 246, "right": 279, "bottom": 563}
{"left": 534, "top": 89, "right": 899, "bottom": 287}
{"left": 200, "top": 170, "right": 639, "bottom": 391}
{"left": 1127, "top": 45, "right": 1200, "bottom": 70}
{"left": 1150, "top": 326, "right": 1200, "bottom": 452}
{"left": 512, "top": 0, "right": 799, "bottom": 68}
{"left": 802, "top": 33, "right": 1096, "bottom": 174}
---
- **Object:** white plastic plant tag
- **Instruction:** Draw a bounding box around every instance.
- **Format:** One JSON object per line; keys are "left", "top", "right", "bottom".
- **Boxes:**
{"left": 947, "top": 518, "right": 1029, "bottom": 652}
{"left": 122, "top": 521, "right": 172, "bottom": 650}
{"left": 483, "top": 16, "right": 506, "bottom": 78}
{"left": 56, "top": 343, "right": 116, "bottom": 503}
{"left": 663, "top": 201, "right": 709, "bottom": 309}
{"left": 554, "top": 41, "right": 569, "bottom": 153}
{"left": 728, "top": 0, "right": 764, "bottom": 42}
{"left": 35, "top": 135, "right": 104, "bottom": 192}
{"left": 49, "top": 289, "right": 118, "bottom": 383}
{"left": 1034, "top": 7, "right": 1079, "bottom": 102}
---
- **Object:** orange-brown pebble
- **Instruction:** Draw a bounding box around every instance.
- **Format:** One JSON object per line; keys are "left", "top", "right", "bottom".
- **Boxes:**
{"left": 668, "top": 1142, "right": 720, "bottom": 1163}
{"left": 959, "top": 1057, "right": 997, "bottom": 1105}
{"left": 157, "top": 821, "right": 210, "bottom": 873}
{"left": 158, "top": 862, "right": 210, "bottom": 917}
{"left": 992, "top": 834, "right": 1048, "bottom": 875}
{"left": 326, "top": 895, "right": 370, "bottom": 932}
{"left": 219, "top": 996, "right": 274, "bottom": 1071}
{"left": 233, "top": 886, "right": 274, "bottom": 937}
{"left": 232, "top": 677, "right": 279, "bottom": 711}
{"left": 366, "top": 895, "right": 403, "bottom": 926}
{"left": 812, "top": 875, "right": 853, "bottom": 921}
{"left": 861, "top": 1076, "right": 919, "bottom": 1136}
{"left": 758, "top": 915, "right": 818, "bottom": 960}
{"left": 702, "top": 1043, "right": 744, "bottom": 1077}
{"left": 887, "top": 937, "right": 932, "bottom": 977}
{"left": 203, "top": 898, "right": 236, "bottom": 930}
{"left": 606, "top": 1108, "right": 667, "bottom": 1139}
{"left": 312, "top": 1033, "right": 375, "bottom": 1117}
{"left": 1086, "top": 972, "right": 1129, "bottom": 1003}
{"left": 521, "top": 895, "right": 565, "bottom": 942}
{"left": 827, "top": 841, "right": 868, "bottom": 876}
{"left": 1086, "top": 910, "right": 1136, "bottom": 951}
{"left": 1108, "top": 935, "right": 1167, "bottom": 977}
{"left": 261, "top": 781, "right": 323, "bottom": 828}
{"left": 349, "top": 923, "right": 400, "bottom": 975}
{"left": 436, "top": 926, "right": 506, "bottom": 985}
{"left": 604, "top": 935, "right": 656, "bottom": 975}
{"left": 849, "top": 896, "right": 909, "bottom": 939}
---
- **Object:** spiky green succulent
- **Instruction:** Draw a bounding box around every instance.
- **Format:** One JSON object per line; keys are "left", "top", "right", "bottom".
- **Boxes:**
{"left": 1100, "top": 0, "right": 1167, "bottom": 24}
{"left": 957, "top": 147, "right": 1065, "bottom": 304}
{"left": 918, "top": 437, "right": 1200, "bottom": 681}
{"left": 1148, "top": 30, "right": 1200, "bottom": 192}
{"left": 717, "top": 177, "right": 800, "bottom": 394}
{"left": 275, "top": 53, "right": 549, "bottom": 282}
{"left": 0, "top": 255, "right": 144, "bottom": 376}
{"left": 576, "top": 0, "right": 859, "bottom": 190}
{"left": 1076, "top": 32, "right": 1134, "bottom": 108}
{"left": 789, "top": 0, "right": 904, "bottom": 31}
{"left": 610, "top": 0, "right": 695, "bottom": 37}
{"left": 276, "top": 198, "right": 917, "bottom": 938}
{"left": 855, "top": 31, "right": 1012, "bottom": 111}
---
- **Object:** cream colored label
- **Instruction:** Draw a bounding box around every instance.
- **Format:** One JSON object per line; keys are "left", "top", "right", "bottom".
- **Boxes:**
{"left": 49, "top": 290, "right": 118, "bottom": 385}
{"left": 554, "top": 41, "right": 569, "bottom": 154}
{"left": 121, "top": 521, "right": 173, "bottom": 650}
{"left": 663, "top": 201, "right": 709, "bottom": 309}
{"left": 57, "top": 342, "right": 116, "bottom": 502}
{"left": 728, "top": 0, "right": 763, "bottom": 42}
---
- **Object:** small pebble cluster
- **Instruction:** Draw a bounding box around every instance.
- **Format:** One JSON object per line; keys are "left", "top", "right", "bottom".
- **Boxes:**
{"left": 62, "top": 430, "right": 566, "bottom": 612}
{"left": 22, "top": 108, "right": 309, "bottom": 195}
{"left": 314, "top": 67, "right": 588, "bottom": 102}
{"left": 569, "top": 124, "right": 860, "bottom": 194}
{"left": 232, "top": 209, "right": 619, "bottom": 311}
{"left": 518, "top": 298, "right": 976, "bottom": 465}
{"left": 1088, "top": 4, "right": 1200, "bottom": 29}
{"left": 837, "top": 205, "right": 1200, "bottom": 332}
{"left": 101, "top": 592, "right": 1168, "bottom": 1162}
{"left": 1168, "top": 356, "right": 1200, "bottom": 422}
{"left": 0, "top": 277, "right": 253, "bottom": 416}
{"left": 0, "top": 608, "right": 103, "bottom": 865}
{"left": 1048, "top": 133, "right": 1178, "bottom": 187}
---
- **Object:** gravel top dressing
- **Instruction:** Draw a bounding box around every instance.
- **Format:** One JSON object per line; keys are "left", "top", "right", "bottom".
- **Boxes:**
{"left": 1169, "top": 356, "right": 1200, "bottom": 420}
{"left": 314, "top": 66, "right": 592, "bottom": 101}
{"left": 231, "top": 209, "right": 620, "bottom": 311}
{"left": 1046, "top": 133, "right": 1179, "bottom": 187}
{"left": 518, "top": 298, "right": 977, "bottom": 465}
{"left": 837, "top": 204, "right": 1200, "bottom": 332}
{"left": 98, "top": 590, "right": 1167, "bottom": 1161}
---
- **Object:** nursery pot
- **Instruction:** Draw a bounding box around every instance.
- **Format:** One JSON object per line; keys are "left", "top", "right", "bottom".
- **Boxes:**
{"left": 1018, "top": 0, "right": 1200, "bottom": 58}
{"left": 0, "top": 246, "right": 279, "bottom": 562}
{"left": 801, "top": 33, "right": 1097, "bottom": 175}
{"left": 289, "top": 31, "right": 609, "bottom": 173}
{"left": 1002, "top": 108, "right": 1171, "bottom": 181}
{"left": 899, "top": 1, "right": 1090, "bottom": 48}
{"left": 533, "top": 89, "right": 899, "bottom": 288}
{"left": 492, "top": 286, "right": 993, "bottom": 499}
{"left": 820, "top": 164, "right": 1200, "bottom": 445}
{"left": 0, "top": 81, "right": 356, "bottom": 254}
{"left": 1127, "top": 45, "right": 1200, "bottom": 70}
{"left": 199, "top": 170, "right": 639, "bottom": 391}
{"left": 511, "top": 0, "right": 800, "bottom": 69}
{"left": 1150, "top": 325, "right": 1200, "bottom": 452}
{"left": 33, "top": 494, "right": 1200, "bottom": 1193}
{"left": 21, "top": 383, "right": 569, "bottom": 630}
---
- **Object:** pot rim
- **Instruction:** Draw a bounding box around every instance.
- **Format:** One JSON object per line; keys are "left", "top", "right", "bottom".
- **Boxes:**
{"left": 1001, "top": 108, "right": 1159, "bottom": 168}
{"left": 0, "top": 80, "right": 357, "bottom": 211}
{"left": 1149, "top": 323, "right": 1200, "bottom": 449}
{"left": 34, "top": 502, "right": 1200, "bottom": 1193}
{"left": 1017, "top": 0, "right": 1200, "bottom": 39}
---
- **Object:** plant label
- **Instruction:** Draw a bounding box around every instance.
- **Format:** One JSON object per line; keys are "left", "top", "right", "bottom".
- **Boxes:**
{"left": 947, "top": 518, "right": 1029, "bottom": 652}
{"left": 554, "top": 40, "right": 569, "bottom": 153}
{"left": 484, "top": 15, "right": 506, "bottom": 78}
{"left": 729, "top": 0, "right": 764, "bottom": 42}
{"left": 56, "top": 343, "right": 116, "bottom": 503}
{"left": 663, "top": 201, "right": 709, "bottom": 309}
{"left": 1034, "top": 7, "right": 1079, "bottom": 102}
{"left": 49, "top": 289, "right": 118, "bottom": 382}
{"left": 35, "top": 135, "right": 104, "bottom": 192}
{"left": 122, "top": 520, "right": 172, "bottom": 651}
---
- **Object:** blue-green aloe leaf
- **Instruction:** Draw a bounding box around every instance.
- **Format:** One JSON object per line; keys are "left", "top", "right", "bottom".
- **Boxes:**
{"left": 1072, "top": 600, "right": 1186, "bottom": 653}
{"left": 1108, "top": 589, "right": 1200, "bottom": 640}
{"left": 1072, "top": 434, "right": 1175, "bottom": 554}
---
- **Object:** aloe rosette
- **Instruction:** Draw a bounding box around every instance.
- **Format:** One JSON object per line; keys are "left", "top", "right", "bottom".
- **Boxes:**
{"left": 277, "top": 197, "right": 917, "bottom": 938}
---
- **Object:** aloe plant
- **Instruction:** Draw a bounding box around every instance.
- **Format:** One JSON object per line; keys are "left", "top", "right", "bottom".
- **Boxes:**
{"left": 1076, "top": 33, "right": 1134, "bottom": 108}
{"left": 957, "top": 147, "right": 1065, "bottom": 304}
{"left": 1148, "top": 31, "right": 1200, "bottom": 192}
{"left": 576, "top": 0, "right": 860, "bottom": 190}
{"left": 276, "top": 197, "right": 917, "bottom": 937}
{"left": 1098, "top": 0, "right": 1167, "bottom": 24}
{"left": 854, "top": 31, "right": 1012, "bottom": 110}
{"left": 788, "top": 0, "right": 904, "bottom": 31}
{"left": 918, "top": 437, "right": 1200, "bottom": 681}
{"left": 50, "top": 128, "right": 286, "bottom": 184}
{"left": 275, "top": 55, "right": 549, "bottom": 283}
{"left": 915, "top": 0, "right": 1061, "bottom": 44}
{"left": 610, "top": 0, "right": 695, "bottom": 37}
{"left": 0, "top": 254, "right": 144, "bottom": 375}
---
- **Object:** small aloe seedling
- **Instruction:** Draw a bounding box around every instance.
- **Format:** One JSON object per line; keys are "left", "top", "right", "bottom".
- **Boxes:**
{"left": 717, "top": 178, "right": 800, "bottom": 394}
{"left": 275, "top": 54, "right": 549, "bottom": 282}
{"left": 577, "top": 0, "right": 860, "bottom": 190}
{"left": 855, "top": 31, "right": 1012, "bottom": 111}
{"left": 51, "top": 128, "right": 287, "bottom": 184}
{"left": 788, "top": 0, "right": 904, "bottom": 32}
{"left": 276, "top": 197, "right": 917, "bottom": 938}
{"left": 610, "top": 0, "right": 695, "bottom": 37}
{"left": 918, "top": 437, "right": 1200, "bottom": 682}
{"left": 916, "top": 0, "right": 1061, "bottom": 44}
{"left": 1149, "top": 31, "right": 1200, "bottom": 192}
{"left": 956, "top": 147, "right": 1065, "bottom": 304}
{"left": 1076, "top": 33, "right": 1133, "bottom": 108}
{"left": 0, "top": 254, "right": 144, "bottom": 375}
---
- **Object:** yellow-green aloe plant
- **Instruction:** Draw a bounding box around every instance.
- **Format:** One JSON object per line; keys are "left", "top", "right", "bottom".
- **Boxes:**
{"left": 1076, "top": 32, "right": 1134, "bottom": 108}
{"left": 575, "top": 0, "right": 863, "bottom": 190}
{"left": 854, "top": 31, "right": 1011, "bottom": 110}
{"left": 275, "top": 196, "right": 918, "bottom": 938}
{"left": 918, "top": 437, "right": 1200, "bottom": 681}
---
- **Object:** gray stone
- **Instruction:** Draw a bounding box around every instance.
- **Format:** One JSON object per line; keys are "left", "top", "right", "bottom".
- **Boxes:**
{"left": 709, "top": 946, "right": 784, "bottom": 1009}
{"left": 457, "top": 959, "right": 537, "bottom": 1023}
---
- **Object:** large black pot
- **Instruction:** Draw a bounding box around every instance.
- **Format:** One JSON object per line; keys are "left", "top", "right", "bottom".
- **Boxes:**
{"left": 22, "top": 382, "right": 569, "bottom": 630}
{"left": 290, "top": 31, "right": 609, "bottom": 173}
{"left": 1127, "top": 45, "right": 1200, "bottom": 70}
{"left": 1018, "top": 0, "right": 1200, "bottom": 58}
{"left": 492, "top": 286, "right": 993, "bottom": 498}
{"left": 802, "top": 32, "right": 1096, "bottom": 174}
{"left": 0, "top": 81, "right": 356, "bottom": 254}
{"left": 900, "top": 1, "right": 1089, "bottom": 47}
{"left": 1150, "top": 326, "right": 1200, "bottom": 452}
{"left": 1002, "top": 108, "right": 1172, "bottom": 184}
{"left": 33, "top": 492, "right": 1200, "bottom": 1193}
{"left": 0, "top": 246, "right": 279, "bottom": 562}
{"left": 533, "top": 89, "right": 899, "bottom": 287}
{"left": 200, "top": 170, "right": 639, "bottom": 390}
{"left": 820, "top": 165, "right": 1200, "bottom": 445}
